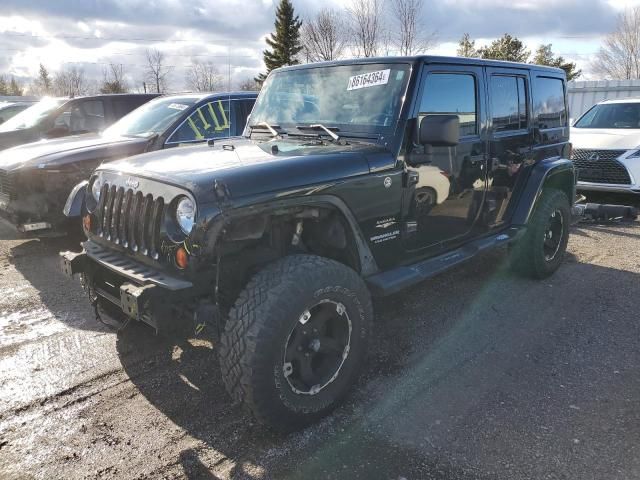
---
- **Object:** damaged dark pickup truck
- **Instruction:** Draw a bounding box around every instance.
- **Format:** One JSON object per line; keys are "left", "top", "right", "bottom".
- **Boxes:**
{"left": 61, "top": 56, "right": 575, "bottom": 431}
{"left": 0, "top": 92, "right": 256, "bottom": 234}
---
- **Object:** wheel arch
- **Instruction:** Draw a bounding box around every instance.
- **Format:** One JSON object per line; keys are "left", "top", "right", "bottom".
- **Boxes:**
{"left": 511, "top": 158, "right": 575, "bottom": 225}
{"left": 204, "top": 194, "right": 379, "bottom": 277}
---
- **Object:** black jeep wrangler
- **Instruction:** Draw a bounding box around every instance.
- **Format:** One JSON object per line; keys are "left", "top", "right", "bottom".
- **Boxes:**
{"left": 61, "top": 56, "right": 574, "bottom": 431}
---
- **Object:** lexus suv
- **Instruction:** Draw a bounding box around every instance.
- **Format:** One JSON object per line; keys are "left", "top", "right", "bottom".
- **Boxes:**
{"left": 571, "top": 98, "right": 640, "bottom": 194}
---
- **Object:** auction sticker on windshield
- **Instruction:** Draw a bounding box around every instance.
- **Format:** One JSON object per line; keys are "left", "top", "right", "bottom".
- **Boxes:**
{"left": 347, "top": 69, "right": 391, "bottom": 91}
{"left": 168, "top": 103, "right": 189, "bottom": 111}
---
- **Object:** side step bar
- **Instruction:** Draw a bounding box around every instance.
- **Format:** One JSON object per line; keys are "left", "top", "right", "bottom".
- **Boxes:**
{"left": 366, "top": 227, "right": 524, "bottom": 296}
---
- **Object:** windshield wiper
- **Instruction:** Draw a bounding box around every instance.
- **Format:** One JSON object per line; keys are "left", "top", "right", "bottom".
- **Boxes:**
{"left": 296, "top": 124, "right": 340, "bottom": 142}
{"left": 249, "top": 121, "right": 285, "bottom": 137}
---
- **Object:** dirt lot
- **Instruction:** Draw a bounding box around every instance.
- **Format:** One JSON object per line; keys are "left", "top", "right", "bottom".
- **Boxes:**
{"left": 1, "top": 203, "right": 640, "bottom": 479}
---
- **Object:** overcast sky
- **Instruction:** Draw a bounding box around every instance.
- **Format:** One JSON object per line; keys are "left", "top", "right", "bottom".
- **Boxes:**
{"left": 1, "top": 0, "right": 639, "bottom": 92}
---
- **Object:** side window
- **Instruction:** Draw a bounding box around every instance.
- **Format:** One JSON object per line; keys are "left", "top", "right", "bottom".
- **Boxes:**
{"left": 75, "top": 100, "right": 105, "bottom": 132}
{"left": 490, "top": 75, "right": 528, "bottom": 132}
{"left": 420, "top": 73, "right": 477, "bottom": 137}
{"left": 55, "top": 100, "right": 106, "bottom": 133}
{"left": 53, "top": 104, "right": 72, "bottom": 129}
{"left": 168, "top": 100, "right": 231, "bottom": 143}
{"left": 534, "top": 76, "right": 566, "bottom": 129}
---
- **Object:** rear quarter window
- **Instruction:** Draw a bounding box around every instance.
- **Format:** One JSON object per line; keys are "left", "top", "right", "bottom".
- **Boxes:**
{"left": 533, "top": 76, "right": 567, "bottom": 130}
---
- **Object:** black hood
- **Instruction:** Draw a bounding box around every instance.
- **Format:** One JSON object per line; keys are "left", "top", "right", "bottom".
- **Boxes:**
{"left": 0, "top": 127, "right": 42, "bottom": 151}
{"left": 0, "top": 133, "right": 149, "bottom": 172}
{"left": 99, "top": 138, "right": 387, "bottom": 203}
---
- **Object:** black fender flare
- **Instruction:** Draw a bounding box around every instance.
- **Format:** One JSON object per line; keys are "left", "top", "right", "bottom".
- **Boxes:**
{"left": 201, "top": 194, "right": 379, "bottom": 276}
{"left": 63, "top": 180, "right": 88, "bottom": 218}
{"left": 511, "top": 157, "right": 575, "bottom": 225}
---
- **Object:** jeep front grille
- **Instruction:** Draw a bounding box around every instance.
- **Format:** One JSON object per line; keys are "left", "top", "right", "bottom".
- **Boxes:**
{"left": 571, "top": 149, "right": 631, "bottom": 185}
{"left": 95, "top": 184, "right": 165, "bottom": 259}
{"left": 0, "top": 169, "right": 14, "bottom": 204}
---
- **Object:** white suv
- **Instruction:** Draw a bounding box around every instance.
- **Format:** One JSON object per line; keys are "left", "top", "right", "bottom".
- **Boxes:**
{"left": 571, "top": 98, "right": 640, "bottom": 194}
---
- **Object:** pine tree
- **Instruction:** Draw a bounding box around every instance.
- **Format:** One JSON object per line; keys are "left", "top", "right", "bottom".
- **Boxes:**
{"left": 256, "top": 0, "right": 303, "bottom": 83}
{"left": 533, "top": 44, "right": 582, "bottom": 81}
{"left": 8, "top": 76, "right": 22, "bottom": 96}
{"left": 457, "top": 33, "right": 478, "bottom": 58}
{"left": 0, "top": 76, "right": 7, "bottom": 96}
{"left": 37, "top": 64, "right": 52, "bottom": 94}
{"left": 478, "top": 34, "right": 530, "bottom": 63}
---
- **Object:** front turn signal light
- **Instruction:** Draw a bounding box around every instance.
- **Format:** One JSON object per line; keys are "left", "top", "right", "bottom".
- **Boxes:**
{"left": 82, "top": 214, "right": 92, "bottom": 233}
{"left": 176, "top": 247, "right": 189, "bottom": 269}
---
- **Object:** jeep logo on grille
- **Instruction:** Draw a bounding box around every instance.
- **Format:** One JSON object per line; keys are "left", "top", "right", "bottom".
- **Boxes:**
{"left": 125, "top": 177, "right": 139, "bottom": 189}
{"left": 587, "top": 152, "right": 600, "bottom": 162}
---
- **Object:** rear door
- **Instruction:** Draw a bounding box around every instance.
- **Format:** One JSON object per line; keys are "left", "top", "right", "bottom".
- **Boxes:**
{"left": 484, "top": 67, "right": 533, "bottom": 227}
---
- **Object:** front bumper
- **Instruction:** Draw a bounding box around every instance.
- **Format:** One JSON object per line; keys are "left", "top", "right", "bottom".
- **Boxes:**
{"left": 577, "top": 181, "right": 640, "bottom": 194}
{"left": 0, "top": 168, "right": 84, "bottom": 234}
{"left": 60, "top": 241, "right": 196, "bottom": 331}
{"left": 574, "top": 149, "right": 640, "bottom": 194}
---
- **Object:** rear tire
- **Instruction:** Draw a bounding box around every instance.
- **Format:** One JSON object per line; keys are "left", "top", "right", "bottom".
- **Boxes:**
{"left": 511, "top": 188, "right": 570, "bottom": 279}
{"left": 219, "top": 254, "right": 372, "bottom": 431}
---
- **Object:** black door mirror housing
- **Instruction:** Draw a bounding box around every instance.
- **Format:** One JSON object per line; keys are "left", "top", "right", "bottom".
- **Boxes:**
{"left": 419, "top": 115, "right": 460, "bottom": 147}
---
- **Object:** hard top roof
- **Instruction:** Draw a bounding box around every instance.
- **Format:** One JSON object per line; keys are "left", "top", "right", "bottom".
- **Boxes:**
{"left": 276, "top": 55, "right": 565, "bottom": 76}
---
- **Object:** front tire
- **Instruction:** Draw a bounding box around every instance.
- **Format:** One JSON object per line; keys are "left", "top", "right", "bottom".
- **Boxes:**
{"left": 219, "top": 255, "right": 372, "bottom": 431}
{"left": 511, "top": 188, "right": 570, "bottom": 278}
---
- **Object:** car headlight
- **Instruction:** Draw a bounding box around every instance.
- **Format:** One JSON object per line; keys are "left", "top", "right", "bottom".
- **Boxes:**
{"left": 175, "top": 197, "right": 196, "bottom": 234}
{"left": 628, "top": 149, "right": 640, "bottom": 158}
{"left": 90, "top": 176, "right": 103, "bottom": 201}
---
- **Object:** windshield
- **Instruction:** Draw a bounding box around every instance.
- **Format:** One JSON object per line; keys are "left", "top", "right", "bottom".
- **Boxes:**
{"left": 249, "top": 63, "right": 411, "bottom": 135}
{"left": 103, "top": 96, "right": 198, "bottom": 137}
{"left": 574, "top": 102, "right": 640, "bottom": 129}
{"left": 0, "top": 97, "right": 65, "bottom": 132}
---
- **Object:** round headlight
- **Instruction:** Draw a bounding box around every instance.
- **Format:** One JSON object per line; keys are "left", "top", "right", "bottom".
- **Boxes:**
{"left": 176, "top": 197, "right": 196, "bottom": 234}
{"left": 91, "top": 176, "right": 103, "bottom": 201}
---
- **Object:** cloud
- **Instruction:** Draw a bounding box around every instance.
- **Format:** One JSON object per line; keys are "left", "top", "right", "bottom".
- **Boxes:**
{"left": 426, "top": 0, "right": 618, "bottom": 42}
{"left": 0, "top": 0, "right": 623, "bottom": 90}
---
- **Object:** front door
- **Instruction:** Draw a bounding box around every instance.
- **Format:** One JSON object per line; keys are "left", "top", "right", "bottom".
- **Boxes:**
{"left": 404, "top": 64, "right": 488, "bottom": 252}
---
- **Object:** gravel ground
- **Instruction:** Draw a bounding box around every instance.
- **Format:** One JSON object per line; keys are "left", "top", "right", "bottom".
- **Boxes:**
{"left": 0, "top": 199, "right": 639, "bottom": 479}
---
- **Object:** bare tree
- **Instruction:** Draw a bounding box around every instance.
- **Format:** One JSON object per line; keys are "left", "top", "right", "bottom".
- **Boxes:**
{"left": 185, "top": 60, "right": 223, "bottom": 92}
{"left": 238, "top": 77, "right": 261, "bottom": 91}
{"left": 100, "top": 63, "right": 128, "bottom": 93}
{"left": 53, "top": 66, "right": 88, "bottom": 97}
{"left": 348, "top": 0, "right": 386, "bottom": 58}
{"left": 390, "top": 0, "right": 435, "bottom": 55}
{"left": 593, "top": 7, "right": 640, "bottom": 79}
{"left": 302, "top": 8, "right": 347, "bottom": 62}
{"left": 144, "top": 49, "right": 172, "bottom": 93}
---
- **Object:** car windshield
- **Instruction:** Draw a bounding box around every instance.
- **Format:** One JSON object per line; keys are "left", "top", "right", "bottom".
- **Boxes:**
{"left": 249, "top": 63, "right": 411, "bottom": 135}
{"left": 574, "top": 102, "right": 640, "bottom": 129}
{"left": 0, "top": 97, "right": 65, "bottom": 132}
{"left": 103, "top": 96, "right": 198, "bottom": 137}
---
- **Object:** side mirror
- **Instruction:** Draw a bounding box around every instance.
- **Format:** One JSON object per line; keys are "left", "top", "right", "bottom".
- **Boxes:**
{"left": 419, "top": 115, "right": 460, "bottom": 147}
